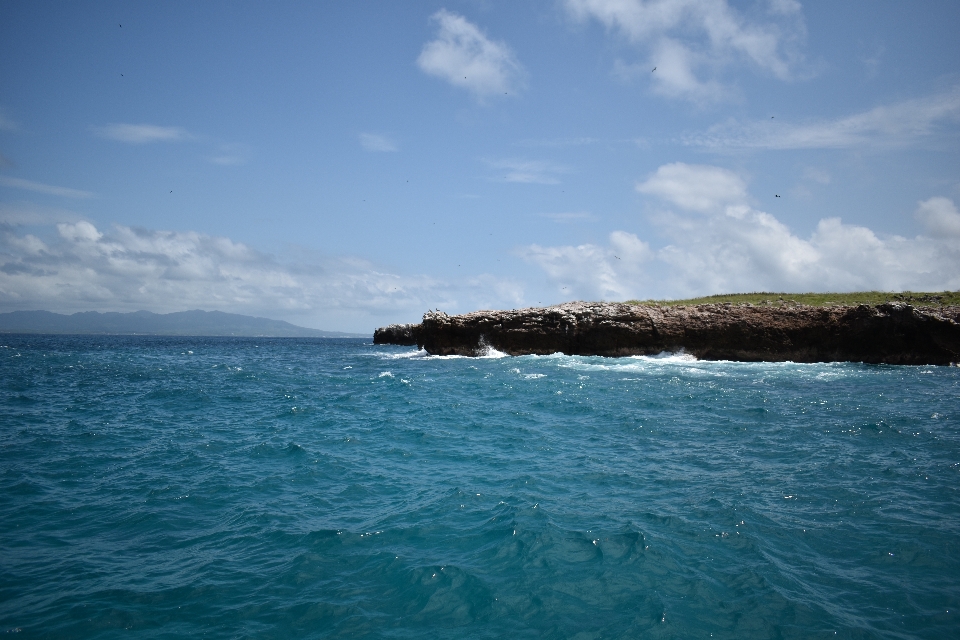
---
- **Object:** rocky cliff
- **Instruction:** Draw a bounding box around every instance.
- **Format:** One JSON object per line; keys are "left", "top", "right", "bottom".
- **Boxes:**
{"left": 372, "top": 323, "right": 421, "bottom": 346}
{"left": 374, "top": 302, "right": 960, "bottom": 365}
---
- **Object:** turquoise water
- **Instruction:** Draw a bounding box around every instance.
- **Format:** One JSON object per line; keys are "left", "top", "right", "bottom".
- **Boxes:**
{"left": 1, "top": 336, "right": 959, "bottom": 639}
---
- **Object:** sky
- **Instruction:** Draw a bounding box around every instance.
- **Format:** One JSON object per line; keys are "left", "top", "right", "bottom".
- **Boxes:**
{"left": 1, "top": 0, "right": 959, "bottom": 332}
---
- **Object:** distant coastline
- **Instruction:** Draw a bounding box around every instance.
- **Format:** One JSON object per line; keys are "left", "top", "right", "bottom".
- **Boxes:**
{"left": 0, "top": 310, "right": 368, "bottom": 338}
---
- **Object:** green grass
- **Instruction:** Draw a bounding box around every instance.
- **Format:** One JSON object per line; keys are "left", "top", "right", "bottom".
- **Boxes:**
{"left": 625, "top": 291, "right": 960, "bottom": 307}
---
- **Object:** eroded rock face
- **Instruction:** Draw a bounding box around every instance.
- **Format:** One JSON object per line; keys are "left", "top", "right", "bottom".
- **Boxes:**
{"left": 375, "top": 302, "right": 960, "bottom": 365}
{"left": 372, "top": 323, "right": 421, "bottom": 346}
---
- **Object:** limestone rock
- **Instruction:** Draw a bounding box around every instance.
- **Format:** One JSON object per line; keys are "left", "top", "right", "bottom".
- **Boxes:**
{"left": 372, "top": 323, "right": 421, "bottom": 346}
{"left": 375, "top": 301, "right": 960, "bottom": 365}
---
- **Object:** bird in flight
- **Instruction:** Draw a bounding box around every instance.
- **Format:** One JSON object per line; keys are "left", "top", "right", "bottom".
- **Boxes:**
{"left": 651, "top": 67, "right": 656, "bottom": 72}
{"left": 775, "top": 194, "right": 780, "bottom": 198}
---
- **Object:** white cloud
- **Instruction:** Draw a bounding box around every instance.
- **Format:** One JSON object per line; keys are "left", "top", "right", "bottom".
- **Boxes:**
{"left": 566, "top": 0, "right": 805, "bottom": 102}
{"left": 94, "top": 123, "right": 189, "bottom": 144}
{"left": 417, "top": 9, "right": 524, "bottom": 100}
{"left": 522, "top": 162, "right": 960, "bottom": 299}
{"left": 915, "top": 197, "right": 960, "bottom": 238}
{"left": 613, "top": 38, "right": 726, "bottom": 102}
{"left": 520, "top": 231, "right": 653, "bottom": 300}
{"left": 488, "top": 159, "right": 567, "bottom": 184}
{"left": 688, "top": 86, "right": 960, "bottom": 149}
{"left": 359, "top": 133, "right": 398, "bottom": 152}
{"left": 636, "top": 162, "right": 746, "bottom": 213}
{"left": 0, "top": 221, "right": 524, "bottom": 332}
{"left": 57, "top": 221, "right": 102, "bottom": 242}
{"left": 0, "top": 175, "right": 94, "bottom": 199}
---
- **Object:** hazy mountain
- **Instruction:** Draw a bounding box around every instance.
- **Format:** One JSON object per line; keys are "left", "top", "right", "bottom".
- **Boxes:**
{"left": 0, "top": 310, "right": 368, "bottom": 338}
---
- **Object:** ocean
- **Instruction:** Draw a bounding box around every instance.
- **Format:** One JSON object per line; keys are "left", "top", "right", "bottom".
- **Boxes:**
{"left": 1, "top": 335, "right": 958, "bottom": 638}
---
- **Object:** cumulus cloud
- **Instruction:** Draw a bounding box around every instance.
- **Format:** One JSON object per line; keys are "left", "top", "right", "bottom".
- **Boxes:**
{"left": 93, "top": 123, "right": 189, "bottom": 144}
{"left": 359, "top": 133, "right": 398, "bottom": 152}
{"left": 566, "top": 0, "right": 805, "bottom": 102}
{"left": 521, "top": 162, "right": 960, "bottom": 300}
{"left": 520, "top": 231, "right": 653, "bottom": 300}
{"left": 0, "top": 221, "right": 524, "bottom": 331}
{"left": 417, "top": 9, "right": 524, "bottom": 100}
{"left": 915, "top": 197, "right": 960, "bottom": 238}
{"left": 0, "top": 175, "right": 93, "bottom": 199}
{"left": 688, "top": 86, "right": 960, "bottom": 149}
{"left": 636, "top": 162, "right": 746, "bottom": 212}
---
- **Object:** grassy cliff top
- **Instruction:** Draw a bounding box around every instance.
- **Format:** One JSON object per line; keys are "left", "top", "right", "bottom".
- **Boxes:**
{"left": 625, "top": 291, "right": 960, "bottom": 307}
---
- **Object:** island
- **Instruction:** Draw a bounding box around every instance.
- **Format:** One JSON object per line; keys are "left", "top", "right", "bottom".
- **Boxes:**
{"left": 375, "top": 296, "right": 960, "bottom": 365}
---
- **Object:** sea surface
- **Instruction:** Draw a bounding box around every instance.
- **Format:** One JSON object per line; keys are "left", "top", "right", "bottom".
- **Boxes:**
{"left": 1, "top": 335, "right": 959, "bottom": 639}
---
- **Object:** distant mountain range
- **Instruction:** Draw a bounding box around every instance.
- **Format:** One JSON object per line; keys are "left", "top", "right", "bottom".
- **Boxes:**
{"left": 0, "top": 310, "right": 369, "bottom": 338}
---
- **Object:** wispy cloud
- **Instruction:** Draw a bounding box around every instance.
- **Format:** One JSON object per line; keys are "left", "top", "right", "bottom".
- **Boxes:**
{"left": 859, "top": 41, "right": 884, "bottom": 79}
{"left": 0, "top": 109, "right": 19, "bottom": 132}
{"left": 802, "top": 167, "right": 831, "bottom": 185}
{"left": 417, "top": 9, "right": 524, "bottom": 100}
{"left": 0, "top": 220, "right": 524, "bottom": 331}
{"left": 517, "top": 137, "right": 601, "bottom": 148}
{"left": 209, "top": 143, "right": 251, "bottom": 166}
{"left": 687, "top": 86, "right": 960, "bottom": 149}
{"left": 0, "top": 176, "right": 93, "bottom": 199}
{"left": 488, "top": 159, "right": 568, "bottom": 184}
{"left": 565, "top": 0, "right": 806, "bottom": 102}
{"left": 359, "top": 133, "right": 398, "bottom": 152}
{"left": 0, "top": 202, "right": 84, "bottom": 226}
{"left": 522, "top": 162, "right": 960, "bottom": 300}
{"left": 539, "top": 211, "right": 597, "bottom": 223}
{"left": 93, "top": 123, "right": 190, "bottom": 144}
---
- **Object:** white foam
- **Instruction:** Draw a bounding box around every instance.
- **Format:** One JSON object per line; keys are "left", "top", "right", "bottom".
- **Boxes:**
{"left": 378, "top": 371, "right": 394, "bottom": 378}
{"left": 629, "top": 350, "right": 699, "bottom": 363}
{"left": 523, "top": 373, "right": 546, "bottom": 379}
{"left": 373, "top": 349, "right": 430, "bottom": 360}
{"left": 479, "top": 345, "right": 508, "bottom": 359}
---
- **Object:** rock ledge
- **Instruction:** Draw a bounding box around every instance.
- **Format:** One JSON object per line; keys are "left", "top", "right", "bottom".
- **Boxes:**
{"left": 374, "top": 302, "right": 960, "bottom": 365}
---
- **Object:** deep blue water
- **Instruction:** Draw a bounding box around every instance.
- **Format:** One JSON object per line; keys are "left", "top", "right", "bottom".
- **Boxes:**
{"left": 1, "top": 335, "right": 959, "bottom": 639}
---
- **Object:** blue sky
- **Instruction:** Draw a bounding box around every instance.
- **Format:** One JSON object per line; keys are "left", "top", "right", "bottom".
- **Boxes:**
{"left": 1, "top": 0, "right": 959, "bottom": 331}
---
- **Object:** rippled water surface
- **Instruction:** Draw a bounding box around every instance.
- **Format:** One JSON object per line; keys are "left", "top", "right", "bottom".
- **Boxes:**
{"left": 1, "top": 335, "right": 959, "bottom": 638}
